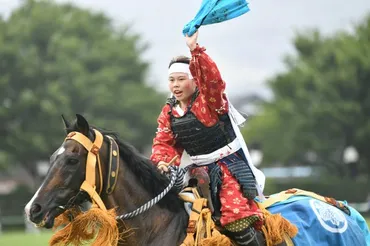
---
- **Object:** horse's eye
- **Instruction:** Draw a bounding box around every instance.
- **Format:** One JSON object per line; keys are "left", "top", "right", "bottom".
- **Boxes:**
{"left": 67, "top": 158, "right": 79, "bottom": 165}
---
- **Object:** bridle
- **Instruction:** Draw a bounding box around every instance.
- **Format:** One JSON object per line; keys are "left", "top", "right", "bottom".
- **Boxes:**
{"left": 64, "top": 129, "right": 106, "bottom": 210}
{"left": 60, "top": 128, "right": 180, "bottom": 220}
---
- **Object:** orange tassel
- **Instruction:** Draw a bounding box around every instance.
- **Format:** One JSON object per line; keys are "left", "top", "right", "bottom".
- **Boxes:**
{"left": 50, "top": 205, "right": 124, "bottom": 246}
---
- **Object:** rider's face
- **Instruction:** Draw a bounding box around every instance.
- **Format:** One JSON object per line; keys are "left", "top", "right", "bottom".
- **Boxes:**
{"left": 168, "top": 72, "right": 196, "bottom": 104}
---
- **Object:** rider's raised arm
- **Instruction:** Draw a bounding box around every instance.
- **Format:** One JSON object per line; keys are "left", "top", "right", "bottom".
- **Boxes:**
{"left": 189, "top": 45, "right": 229, "bottom": 115}
{"left": 150, "top": 104, "right": 183, "bottom": 166}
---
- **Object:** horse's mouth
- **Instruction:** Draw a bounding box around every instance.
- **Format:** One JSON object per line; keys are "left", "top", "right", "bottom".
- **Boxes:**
{"left": 36, "top": 207, "right": 64, "bottom": 229}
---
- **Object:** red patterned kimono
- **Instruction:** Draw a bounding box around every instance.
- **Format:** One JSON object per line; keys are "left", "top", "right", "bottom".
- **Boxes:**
{"left": 151, "top": 45, "right": 262, "bottom": 227}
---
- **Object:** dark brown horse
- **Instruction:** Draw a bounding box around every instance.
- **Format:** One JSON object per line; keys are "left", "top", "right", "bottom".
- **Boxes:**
{"left": 24, "top": 114, "right": 189, "bottom": 245}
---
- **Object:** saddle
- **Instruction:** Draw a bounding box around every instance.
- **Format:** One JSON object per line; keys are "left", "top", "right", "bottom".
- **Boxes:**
{"left": 180, "top": 167, "right": 217, "bottom": 216}
{"left": 178, "top": 166, "right": 298, "bottom": 246}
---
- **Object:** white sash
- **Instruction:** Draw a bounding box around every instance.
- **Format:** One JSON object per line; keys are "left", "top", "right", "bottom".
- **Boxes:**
{"left": 178, "top": 97, "right": 266, "bottom": 200}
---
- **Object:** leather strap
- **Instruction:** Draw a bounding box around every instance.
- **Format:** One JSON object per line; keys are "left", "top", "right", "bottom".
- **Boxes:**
{"left": 179, "top": 187, "right": 208, "bottom": 246}
{"left": 65, "top": 129, "right": 106, "bottom": 211}
{"left": 106, "top": 136, "right": 120, "bottom": 194}
{"left": 180, "top": 197, "right": 207, "bottom": 246}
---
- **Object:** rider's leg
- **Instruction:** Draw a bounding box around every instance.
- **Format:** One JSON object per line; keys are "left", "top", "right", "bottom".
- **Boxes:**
{"left": 218, "top": 163, "right": 264, "bottom": 245}
{"left": 226, "top": 226, "right": 265, "bottom": 246}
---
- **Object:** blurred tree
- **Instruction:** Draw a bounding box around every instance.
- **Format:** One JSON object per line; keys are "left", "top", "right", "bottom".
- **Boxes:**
{"left": 243, "top": 14, "right": 370, "bottom": 179}
{"left": 0, "top": 0, "right": 164, "bottom": 183}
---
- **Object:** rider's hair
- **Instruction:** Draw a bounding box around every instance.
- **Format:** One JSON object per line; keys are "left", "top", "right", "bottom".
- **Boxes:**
{"left": 168, "top": 55, "right": 190, "bottom": 68}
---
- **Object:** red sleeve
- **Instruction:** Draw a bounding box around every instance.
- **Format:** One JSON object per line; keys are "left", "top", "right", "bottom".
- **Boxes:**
{"left": 189, "top": 45, "right": 229, "bottom": 115}
{"left": 150, "top": 104, "right": 183, "bottom": 166}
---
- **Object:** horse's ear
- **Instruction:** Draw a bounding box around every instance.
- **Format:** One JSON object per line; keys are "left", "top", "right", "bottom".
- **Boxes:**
{"left": 75, "top": 114, "right": 90, "bottom": 136}
{"left": 61, "top": 114, "right": 71, "bottom": 134}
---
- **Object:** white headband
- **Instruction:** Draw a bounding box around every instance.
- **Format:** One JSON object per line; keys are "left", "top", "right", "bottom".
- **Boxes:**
{"left": 168, "top": 63, "right": 193, "bottom": 79}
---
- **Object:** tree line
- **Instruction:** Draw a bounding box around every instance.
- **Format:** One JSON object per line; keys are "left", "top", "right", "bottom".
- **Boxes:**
{"left": 1, "top": 0, "right": 369, "bottom": 183}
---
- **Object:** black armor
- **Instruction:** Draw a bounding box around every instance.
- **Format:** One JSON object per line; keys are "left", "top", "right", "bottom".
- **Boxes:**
{"left": 167, "top": 91, "right": 258, "bottom": 223}
{"left": 167, "top": 91, "right": 236, "bottom": 156}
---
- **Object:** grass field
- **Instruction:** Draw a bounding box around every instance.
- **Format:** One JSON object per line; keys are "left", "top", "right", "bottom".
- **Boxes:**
{"left": 0, "top": 231, "right": 53, "bottom": 246}
{"left": 0, "top": 219, "right": 369, "bottom": 245}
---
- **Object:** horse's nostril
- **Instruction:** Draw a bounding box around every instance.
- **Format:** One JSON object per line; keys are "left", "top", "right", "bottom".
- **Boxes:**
{"left": 30, "top": 203, "right": 42, "bottom": 215}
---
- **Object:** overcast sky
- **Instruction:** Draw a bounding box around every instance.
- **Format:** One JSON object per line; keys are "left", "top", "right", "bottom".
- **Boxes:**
{"left": 1, "top": 0, "right": 369, "bottom": 99}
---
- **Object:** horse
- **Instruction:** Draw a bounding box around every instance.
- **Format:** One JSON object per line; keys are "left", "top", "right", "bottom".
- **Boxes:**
{"left": 24, "top": 114, "right": 190, "bottom": 245}
{"left": 24, "top": 114, "right": 370, "bottom": 246}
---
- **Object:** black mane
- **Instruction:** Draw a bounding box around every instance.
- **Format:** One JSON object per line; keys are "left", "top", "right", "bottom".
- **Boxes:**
{"left": 67, "top": 122, "right": 184, "bottom": 212}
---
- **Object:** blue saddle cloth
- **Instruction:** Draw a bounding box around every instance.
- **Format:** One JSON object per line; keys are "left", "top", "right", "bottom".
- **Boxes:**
{"left": 266, "top": 196, "right": 370, "bottom": 246}
{"left": 183, "top": 0, "right": 250, "bottom": 36}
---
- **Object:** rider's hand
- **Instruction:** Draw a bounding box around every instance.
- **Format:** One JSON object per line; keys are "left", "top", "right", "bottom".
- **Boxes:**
{"left": 157, "top": 161, "right": 169, "bottom": 174}
{"left": 157, "top": 156, "right": 178, "bottom": 174}
{"left": 186, "top": 31, "right": 198, "bottom": 51}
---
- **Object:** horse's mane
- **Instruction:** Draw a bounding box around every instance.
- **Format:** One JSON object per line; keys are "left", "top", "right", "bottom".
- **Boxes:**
{"left": 67, "top": 122, "right": 184, "bottom": 213}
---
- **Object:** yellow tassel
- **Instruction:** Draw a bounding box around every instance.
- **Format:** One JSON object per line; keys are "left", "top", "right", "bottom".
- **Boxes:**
{"left": 180, "top": 234, "right": 195, "bottom": 246}
{"left": 53, "top": 207, "right": 82, "bottom": 229}
{"left": 199, "top": 232, "right": 233, "bottom": 246}
{"left": 259, "top": 206, "right": 298, "bottom": 245}
{"left": 49, "top": 205, "right": 121, "bottom": 246}
{"left": 198, "top": 208, "right": 233, "bottom": 246}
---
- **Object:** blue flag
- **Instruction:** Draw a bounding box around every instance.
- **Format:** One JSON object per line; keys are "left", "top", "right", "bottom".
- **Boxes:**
{"left": 183, "top": 0, "right": 250, "bottom": 36}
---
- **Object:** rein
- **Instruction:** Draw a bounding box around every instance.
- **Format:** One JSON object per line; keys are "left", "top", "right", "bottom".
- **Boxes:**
{"left": 65, "top": 129, "right": 181, "bottom": 220}
{"left": 117, "top": 165, "right": 179, "bottom": 220}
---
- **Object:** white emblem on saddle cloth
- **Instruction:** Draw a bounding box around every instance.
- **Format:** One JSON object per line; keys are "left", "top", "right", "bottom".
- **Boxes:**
{"left": 309, "top": 199, "right": 348, "bottom": 233}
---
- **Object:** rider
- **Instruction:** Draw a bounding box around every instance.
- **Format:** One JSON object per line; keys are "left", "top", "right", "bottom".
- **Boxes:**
{"left": 150, "top": 31, "right": 266, "bottom": 245}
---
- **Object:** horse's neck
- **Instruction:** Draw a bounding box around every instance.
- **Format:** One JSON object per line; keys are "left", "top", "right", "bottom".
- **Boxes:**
{"left": 102, "top": 160, "right": 188, "bottom": 245}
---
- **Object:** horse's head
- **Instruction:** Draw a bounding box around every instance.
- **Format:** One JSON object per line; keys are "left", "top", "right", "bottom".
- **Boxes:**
{"left": 25, "top": 114, "right": 97, "bottom": 228}
{"left": 24, "top": 113, "right": 190, "bottom": 246}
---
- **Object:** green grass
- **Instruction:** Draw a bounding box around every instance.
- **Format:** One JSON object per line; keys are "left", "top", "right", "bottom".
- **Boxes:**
{"left": 0, "top": 219, "right": 369, "bottom": 245}
{"left": 0, "top": 231, "right": 53, "bottom": 246}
